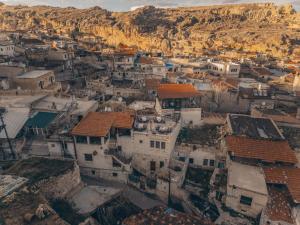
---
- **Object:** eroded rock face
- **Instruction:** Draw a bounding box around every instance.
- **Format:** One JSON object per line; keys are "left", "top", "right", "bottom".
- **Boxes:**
{"left": 0, "top": 3, "right": 299, "bottom": 57}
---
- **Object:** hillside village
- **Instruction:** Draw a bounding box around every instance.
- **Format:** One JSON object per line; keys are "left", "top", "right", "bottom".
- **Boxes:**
{"left": 0, "top": 6, "right": 300, "bottom": 225}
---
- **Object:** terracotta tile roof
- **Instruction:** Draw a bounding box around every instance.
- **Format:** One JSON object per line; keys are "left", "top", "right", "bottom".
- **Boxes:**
{"left": 139, "top": 57, "right": 153, "bottom": 65}
{"left": 71, "top": 111, "right": 134, "bottom": 137}
{"left": 157, "top": 83, "right": 201, "bottom": 99}
{"left": 287, "top": 66, "right": 300, "bottom": 74}
{"left": 264, "top": 186, "right": 294, "bottom": 224}
{"left": 114, "top": 47, "right": 136, "bottom": 56}
{"left": 112, "top": 111, "right": 135, "bottom": 129}
{"left": 144, "top": 78, "right": 160, "bottom": 90}
{"left": 122, "top": 206, "right": 214, "bottom": 225}
{"left": 264, "top": 167, "right": 300, "bottom": 203}
{"left": 225, "top": 136, "right": 298, "bottom": 164}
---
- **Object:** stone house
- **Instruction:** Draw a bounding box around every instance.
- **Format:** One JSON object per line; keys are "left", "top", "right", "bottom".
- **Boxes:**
{"left": 225, "top": 161, "right": 268, "bottom": 218}
{"left": 0, "top": 41, "right": 15, "bottom": 57}
{"left": 71, "top": 111, "right": 135, "bottom": 182}
{"left": 14, "top": 70, "right": 57, "bottom": 90}
{"left": 155, "top": 83, "right": 202, "bottom": 127}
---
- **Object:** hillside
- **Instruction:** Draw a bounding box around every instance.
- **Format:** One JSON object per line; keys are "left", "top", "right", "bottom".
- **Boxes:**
{"left": 0, "top": 3, "right": 299, "bottom": 57}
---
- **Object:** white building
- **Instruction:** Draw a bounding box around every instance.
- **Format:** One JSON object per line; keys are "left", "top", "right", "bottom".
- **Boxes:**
{"left": 122, "top": 114, "right": 181, "bottom": 176}
{"left": 32, "top": 95, "right": 98, "bottom": 121}
{"left": 71, "top": 111, "right": 181, "bottom": 182}
{"left": 208, "top": 61, "right": 240, "bottom": 77}
{"left": 137, "top": 57, "right": 167, "bottom": 79}
{"left": 0, "top": 107, "right": 30, "bottom": 158}
{"left": 0, "top": 41, "right": 15, "bottom": 57}
{"left": 225, "top": 161, "right": 268, "bottom": 218}
{"left": 71, "top": 111, "right": 134, "bottom": 182}
{"left": 155, "top": 83, "right": 202, "bottom": 127}
{"left": 113, "top": 51, "right": 135, "bottom": 70}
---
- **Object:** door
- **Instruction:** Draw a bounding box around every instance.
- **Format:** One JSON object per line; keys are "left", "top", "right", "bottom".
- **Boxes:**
{"left": 150, "top": 161, "right": 156, "bottom": 171}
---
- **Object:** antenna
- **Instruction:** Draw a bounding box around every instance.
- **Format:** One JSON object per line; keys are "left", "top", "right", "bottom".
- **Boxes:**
{"left": 0, "top": 107, "right": 16, "bottom": 160}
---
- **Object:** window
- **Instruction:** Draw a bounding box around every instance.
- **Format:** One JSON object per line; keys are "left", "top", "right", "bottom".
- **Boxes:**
{"left": 218, "top": 162, "right": 225, "bottom": 169}
{"left": 189, "top": 158, "right": 194, "bottom": 164}
{"left": 150, "top": 141, "right": 155, "bottom": 148}
{"left": 61, "top": 142, "right": 68, "bottom": 150}
{"left": 91, "top": 170, "right": 95, "bottom": 175}
{"left": 76, "top": 136, "right": 88, "bottom": 144}
{"left": 150, "top": 161, "right": 156, "bottom": 171}
{"left": 156, "top": 141, "right": 160, "bottom": 149}
{"left": 90, "top": 136, "right": 102, "bottom": 145}
{"left": 179, "top": 157, "right": 186, "bottom": 162}
{"left": 203, "top": 159, "right": 208, "bottom": 166}
{"left": 160, "top": 161, "right": 164, "bottom": 168}
{"left": 139, "top": 140, "right": 143, "bottom": 144}
{"left": 84, "top": 154, "right": 93, "bottom": 161}
{"left": 161, "top": 142, "right": 166, "bottom": 149}
{"left": 240, "top": 195, "right": 252, "bottom": 206}
{"left": 39, "top": 80, "right": 44, "bottom": 89}
{"left": 51, "top": 143, "right": 55, "bottom": 148}
{"left": 112, "top": 172, "right": 118, "bottom": 177}
{"left": 209, "top": 160, "right": 215, "bottom": 167}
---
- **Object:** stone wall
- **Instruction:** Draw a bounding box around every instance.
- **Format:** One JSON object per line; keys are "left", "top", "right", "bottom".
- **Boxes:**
{"left": 36, "top": 163, "right": 81, "bottom": 200}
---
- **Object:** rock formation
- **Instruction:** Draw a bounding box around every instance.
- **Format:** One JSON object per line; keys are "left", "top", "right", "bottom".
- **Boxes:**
{"left": 0, "top": 3, "right": 299, "bottom": 58}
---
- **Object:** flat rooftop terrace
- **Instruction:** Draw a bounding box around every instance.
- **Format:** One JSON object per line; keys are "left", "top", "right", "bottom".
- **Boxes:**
{"left": 5, "top": 157, "right": 75, "bottom": 185}
{"left": 228, "top": 114, "right": 283, "bottom": 140}
{"left": 177, "top": 125, "right": 221, "bottom": 146}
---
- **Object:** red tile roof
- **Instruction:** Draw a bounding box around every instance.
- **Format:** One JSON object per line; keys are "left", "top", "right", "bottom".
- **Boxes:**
{"left": 157, "top": 83, "right": 201, "bottom": 99}
{"left": 265, "top": 187, "right": 294, "bottom": 224}
{"left": 114, "top": 47, "right": 137, "bottom": 57}
{"left": 71, "top": 112, "right": 134, "bottom": 137}
{"left": 139, "top": 57, "right": 153, "bottom": 65}
{"left": 225, "top": 136, "right": 297, "bottom": 164}
{"left": 264, "top": 167, "right": 300, "bottom": 203}
{"left": 145, "top": 78, "right": 160, "bottom": 90}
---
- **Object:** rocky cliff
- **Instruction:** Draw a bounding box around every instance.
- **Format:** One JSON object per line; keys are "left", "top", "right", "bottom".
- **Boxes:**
{"left": 0, "top": 3, "right": 299, "bottom": 57}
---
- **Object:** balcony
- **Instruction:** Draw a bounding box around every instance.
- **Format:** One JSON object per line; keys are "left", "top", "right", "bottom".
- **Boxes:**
{"left": 105, "top": 148, "right": 132, "bottom": 165}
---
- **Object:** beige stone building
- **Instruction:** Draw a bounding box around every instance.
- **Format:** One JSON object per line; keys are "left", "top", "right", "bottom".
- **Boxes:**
{"left": 14, "top": 70, "right": 56, "bottom": 90}
{"left": 225, "top": 161, "right": 268, "bottom": 218}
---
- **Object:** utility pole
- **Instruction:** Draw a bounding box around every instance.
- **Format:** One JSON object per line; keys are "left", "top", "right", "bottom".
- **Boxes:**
{"left": 168, "top": 168, "right": 172, "bottom": 207}
{"left": 0, "top": 108, "right": 15, "bottom": 160}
